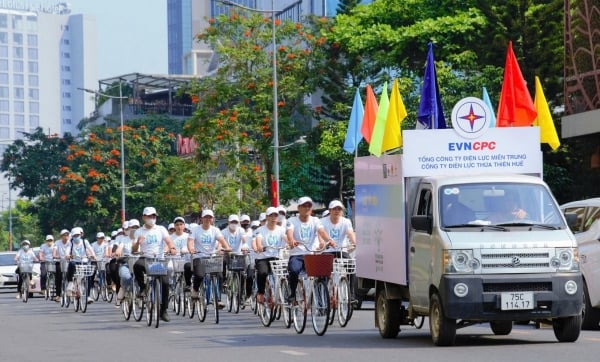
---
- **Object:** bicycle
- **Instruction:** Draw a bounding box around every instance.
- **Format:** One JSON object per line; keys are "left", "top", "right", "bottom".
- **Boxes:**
{"left": 290, "top": 247, "right": 333, "bottom": 336}
{"left": 167, "top": 255, "right": 187, "bottom": 316}
{"left": 329, "top": 253, "right": 356, "bottom": 327}
{"left": 60, "top": 259, "right": 70, "bottom": 308}
{"left": 18, "top": 260, "right": 34, "bottom": 303}
{"left": 44, "top": 260, "right": 58, "bottom": 301}
{"left": 269, "top": 258, "right": 292, "bottom": 328}
{"left": 190, "top": 254, "right": 223, "bottom": 324}
{"left": 128, "top": 255, "right": 145, "bottom": 322}
{"left": 73, "top": 260, "right": 95, "bottom": 313}
{"left": 92, "top": 258, "right": 113, "bottom": 303}
{"left": 143, "top": 255, "right": 168, "bottom": 328}
{"left": 224, "top": 252, "right": 248, "bottom": 314}
{"left": 118, "top": 256, "right": 135, "bottom": 321}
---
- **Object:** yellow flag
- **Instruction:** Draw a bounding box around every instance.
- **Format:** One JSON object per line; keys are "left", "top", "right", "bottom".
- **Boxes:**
{"left": 533, "top": 76, "right": 560, "bottom": 150}
{"left": 383, "top": 79, "right": 407, "bottom": 150}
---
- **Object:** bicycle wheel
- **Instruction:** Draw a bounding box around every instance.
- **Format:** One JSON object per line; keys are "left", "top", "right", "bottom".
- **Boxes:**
{"left": 146, "top": 281, "right": 154, "bottom": 327}
{"left": 292, "top": 280, "right": 307, "bottom": 334}
{"left": 232, "top": 272, "right": 240, "bottom": 314}
{"left": 212, "top": 276, "right": 219, "bottom": 324}
{"left": 73, "top": 281, "right": 80, "bottom": 312}
{"left": 279, "top": 278, "right": 292, "bottom": 328}
{"left": 225, "top": 273, "right": 233, "bottom": 313}
{"left": 92, "top": 281, "right": 100, "bottom": 302}
{"left": 22, "top": 274, "right": 29, "bottom": 303}
{"left": 132, "top": 281, "right": 144, "bottom": 322}
{"left": 186, "top": 289, "right": 195, "bottom": 319}
{"left": 310, "top": 278, "right": 330, "bottom": 336}
{"left": 327, "top": 278, "right": 336, "bottom": 326}
{"left": 62, "top": 278, "right": 70, "bottom": 308}
{"left": 153, "top": 279, "right": 161, "bottom": 328}
{"left": 337, "top": 277, "right": 352, "bottom": 327}
{"left": 44, "top": 274, "right": 50, "bottom": 301}
{"left": 81, "top": 277, "right": 89, "bottom": 313}
{"left": 196, "top": 283, "right": 207, "bottom": 322}
{"left": 48, "top": 273, "right": 56, "bottom": 300}
{"left": 106, "top": 284, "right": 114, "bottom": 303}
{"left": 122, "top": 288, "right": 133, "bottom": 321}
{"left": 258, "top": 277, "right": 273, "bottom": 327}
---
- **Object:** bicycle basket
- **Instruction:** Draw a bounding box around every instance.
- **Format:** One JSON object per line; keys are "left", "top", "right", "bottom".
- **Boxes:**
{"left": 269, "top": 259, "right": 289, "bottom": 278}
{"left": 199, "top": 256, "right": 223, "bottom": 274}
{"left": 333, "top": 258, "right": 356, "bottom": 275}
{"left": 45, "top": 261, "right": 56, "bottom": 273}
{"left": 304, "top": 254, "right": 334, "bottom": 277}
{"left": 145, "top": 258, "right": 168, "bottom": 276}
{"left": 228, "top": 254, "right": 248, "bottom": 271}
{"left": 97, "top": 260, "right": 106, "bottom": 272}
{"left": 127, "top": 255, "right": 140, "bottom": 272}
{"left": 75, "top": 264, "right": 95, "bottom": 277}
{"left": 60, "top": 260, "right": 69, "bottom": 273}
{"left": 172, "top": 258, "right": 186, "bottom": 273}
{"left": 19, "top": 261, "right": 34, "bottom": 273}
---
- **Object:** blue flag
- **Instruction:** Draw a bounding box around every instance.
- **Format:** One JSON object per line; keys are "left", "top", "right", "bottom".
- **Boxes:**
{"left": 482, "top": 86, "right": 497, "bottom": 128}
{"left": 343, "top": 88, "right": 364, "bottom": 154}
{"left": 417, "top": 43, "right": 446, "bottom": 129}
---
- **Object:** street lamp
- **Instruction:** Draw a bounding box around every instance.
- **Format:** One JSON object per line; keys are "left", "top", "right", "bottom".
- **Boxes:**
{"left": 78, "top": 83, "right": 128, "bottom": 222}
{"left": 218, "top": 0, "right": 301, "bottom": 206}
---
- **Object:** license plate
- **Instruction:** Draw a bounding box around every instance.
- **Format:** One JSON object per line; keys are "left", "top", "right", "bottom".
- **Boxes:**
{"left": 500, "top": 292, "right": 534, "bottom": 310}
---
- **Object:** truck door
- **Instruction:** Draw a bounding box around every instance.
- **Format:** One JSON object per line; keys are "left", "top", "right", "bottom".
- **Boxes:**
{"left": 409, "top": 184, "right": 434, "bottom": 310}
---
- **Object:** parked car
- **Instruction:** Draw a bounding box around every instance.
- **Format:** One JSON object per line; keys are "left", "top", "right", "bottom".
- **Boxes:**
{"left": 561, "top": 198, "right": 600, "bottom": 330}
{"left": 0, "top": 251, "right": 42, "bottom": 297}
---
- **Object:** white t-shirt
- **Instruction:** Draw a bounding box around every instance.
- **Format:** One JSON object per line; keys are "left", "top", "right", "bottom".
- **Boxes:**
{"left": 255, "top": 224, "right": 287, "bottom": 259}
{"left": 68, "top": 240, "right": 93, "bottom": 261}
{"left": 320, "top": 216, "right": 354, "bottom": 249}
{"left": 39, "top": 243, "right": 55, "bottom": 261}
{"left": 16, "top": 249, "right": 36, "bottom": 265}
{"left": 91, "top": 241, "right": 108, "bottom": 260}
{"left": 188, "top": 225, "right": 222, "bottom": 258}
{"left": 221, "top": 226, "right": 246, "bottom": 253}
{"left": 286, "top": 216, "right": 323, "bottom": 256}
{"left": 134, "top": 224, "right": 170, "bottom": 257}
{"left": 55, "top": 241, "right": 71, "bottom": 260}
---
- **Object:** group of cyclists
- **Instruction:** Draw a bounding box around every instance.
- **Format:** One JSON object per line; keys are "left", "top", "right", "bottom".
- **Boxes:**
{"left": 13, "top": 196, "right": 357, "bottom": 329}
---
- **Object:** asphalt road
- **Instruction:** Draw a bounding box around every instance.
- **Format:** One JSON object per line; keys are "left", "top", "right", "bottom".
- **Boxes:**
{"left": 1, "top": 290, "right": 599, "bottom": 362}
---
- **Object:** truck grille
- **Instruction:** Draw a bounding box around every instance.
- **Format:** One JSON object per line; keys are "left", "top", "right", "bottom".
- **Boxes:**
{"left": 479, "top": 250, "right": 553, "bottom": 272}
{"left": 483, "top": 282, "right": 552, "bottom": 293}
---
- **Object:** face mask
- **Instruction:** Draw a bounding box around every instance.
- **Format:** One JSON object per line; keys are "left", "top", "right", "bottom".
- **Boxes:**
{"left": 146, "top": 218, "right": 156, "bottom": 227}
{"left": 229, "top": 223, "right": 238, "bottom": 231}
{"left": 23, "top": 245, "right": 29, "bottom": 251}
{"left": 278, "top": 215, "right": 286, "bottom": 223}
{"left": 72, "top": 236, "right": 81, "bottom": 243}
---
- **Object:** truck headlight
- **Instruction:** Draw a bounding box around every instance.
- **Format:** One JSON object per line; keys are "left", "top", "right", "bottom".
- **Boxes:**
{"left": 443, "top": 250, "right": 480, "bottom": 273}
{"left": 552, "top": 248, "right": 579, "bottom": 272}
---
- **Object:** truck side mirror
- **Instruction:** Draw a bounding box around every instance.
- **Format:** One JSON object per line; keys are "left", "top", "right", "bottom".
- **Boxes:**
{"left": 564, "top": 212, "right": 577, "bottom": 229}
{"left": 411, "top": 215, "right": 432, "bottom": 234}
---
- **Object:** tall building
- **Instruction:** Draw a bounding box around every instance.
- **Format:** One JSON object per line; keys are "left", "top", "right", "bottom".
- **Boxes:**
{"left": 0, "top": 2, "right": 96, "bottom": 210}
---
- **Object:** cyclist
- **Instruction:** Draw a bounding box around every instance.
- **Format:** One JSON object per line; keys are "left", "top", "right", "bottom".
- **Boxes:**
{"left": 277, "top": 206, "right": 288, "bottom": 227}
{"left": 240, "top": 214, "right": 255, "bottom": 303}
{"left": 170, "top": 216, "right": 190, "bottom": 288}
{"left": 113, "top": 219, "right": 140, "bottom": 306}
{"left": 253, "top": 207, "right": 288, "bottom": 303}
{"left": 286, "top": 196, "right": 329, "bottom": 303}
{"left": 186, "top": 209, "right": 232, "bottom": 307}
{"left": 14, "top": 240, "right": 39, "bottom": 299}
{"left": 66, "top": 227, "right": 97, "bottom": 303}
{"left": 321, "top": 200, "right": 358, "bottom": 303}
{"left": 39, "top": 234, "right": 56, "bottom": 298}
{"left": 91, "top": 232, "right": 109, "bottom": 298}
{"left": 53, "top": 229, "right": 71, "bottom": 300}
{"left": 132, "top": 207, "right": 178, "bottom": 322}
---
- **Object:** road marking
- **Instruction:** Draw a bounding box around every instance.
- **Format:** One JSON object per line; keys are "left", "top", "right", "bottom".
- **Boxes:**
{"left": 585, "top": 337, "right": 600, "bottom": 342}
{"left": 281, "top": 350, "right": 307, "bottom": 356}
{"left": 169, "top": 331, "right": 185, "bottom": 334}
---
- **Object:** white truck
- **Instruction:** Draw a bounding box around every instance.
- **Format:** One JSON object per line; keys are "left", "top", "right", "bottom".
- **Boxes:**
{"left": 354, "top": 98, "right": 583, "bottom": 345}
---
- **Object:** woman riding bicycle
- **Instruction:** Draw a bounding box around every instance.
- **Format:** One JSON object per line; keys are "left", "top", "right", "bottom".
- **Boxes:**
{"left": 14, "top": 240, "right": 39, "bottom": 299}
{"left": 39, "top": 234, "right": 57, "bottom": 299}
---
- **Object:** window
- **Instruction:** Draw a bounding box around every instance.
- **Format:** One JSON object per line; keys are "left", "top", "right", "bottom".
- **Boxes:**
{"left": 14, "top": 88, "right": 24, "bottom": 99}
{"left": 28, "top": 61, "right": 38, "bottom": 73}
{"left": 12, "top": 15, "right": 23, "bottom": 31}
{"left": 61, "top": 65, "right": 70, "bottom": 72}
{"left": 13, "top": 74, "right": 24, "bottom": 85}
{"left": 0, "top": 73, "right": 7, "bottom": 84}
{"left": 0, "top": 14, "right": 7, "bottom": 29}
{"left": 13, "top": 60, "right": 23, "bottom": 72}
{"left": 25, "top": 16, "right": 37, "bottom": 32}
{"left": 62, "top": 52, "right": 70, "bottom": 59}
{"left": 61, "top": 24, "right": 69, "bottom": 31}
{"left": 0, "top": 87, "right": 8, "bottom": 98}
{"left": 0, "top": 113, "right": 8, "bottom": 125}
{"left": 0, "top": 32, "right": 7, "bottom": 44}
{"left": 0, "top": 127, "right": 9, "bottom": 139}
{"left": 14, "top": 114, "right": 24, "bottom": 126}
{"left": 15, "top": 128, "right": 25, "bottom": 139}
{"left": 13, "top": 47, "right": 23, "bottom": 59}
{"left": 0, "top": 46, "right": 7, "bottom": 57}
{"left": 29, "top": 102, "right": 39, "bottom": 113}
{"left": 27, "top": 48, "right": 37, "bottom": 60}
{"left": 0, "top": 100, "right": 8, "bottom": 111}
{"left": 62, "top": 79, "right": 71, "bottom": 85}
{"left": 63, "top": 39, "right": 70, "bottom": 45}
{"left": 29, "top": 115, "right": 39, "bottom": 127}
{"left": 584, "top": 207, "right": 600, "bottom": 232}
{"left": 0, "top": 59, "right": 6, "bottom": 71}
{"left": 28, "top": 75, "right": 38, "bottom": 86}
{"left": 27, "top": 34, "right": 37, "bottom": 46}
{"left": 14, "top": 101, "right": 24, "bottom": 112}
{"left": 28, "top": 89, "right": 38, "bottom": 100}
{"left": 13, "top": 33, "right": 22, "bottom": 45}
{"left": 564, "top": 207, "right": 586, "bottom": 233}
{"left": 63, "top": 118, "right": 71, "bottom": 124}
{"left": 62, "top": 105, "right": 71, "bottom": 111}
{"left": 63, "top": 92, "right": 71, "bottom": 98}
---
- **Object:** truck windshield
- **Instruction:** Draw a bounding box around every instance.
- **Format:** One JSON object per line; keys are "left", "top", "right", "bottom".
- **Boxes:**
{"left": 440, "top": 183, "right": 565, "bottom": 229}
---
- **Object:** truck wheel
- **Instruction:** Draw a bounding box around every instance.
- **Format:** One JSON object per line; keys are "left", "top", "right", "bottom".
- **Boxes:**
{"left": 429, "top": 293, "right": 456, "bottom": 346}
{"left": 490, "top": 321, "right": 513, "bottom": 335}
{"left": 582, "top": 283, "right": 600, "bottom": 330}
{"left": 552, "top": 315, "right": 582, "bottom": 342}
{"left": 376, "top": 291, "right": 400, "bottom": 338}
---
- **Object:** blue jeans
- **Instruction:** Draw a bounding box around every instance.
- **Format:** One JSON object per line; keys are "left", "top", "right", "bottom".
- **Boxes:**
{"left": 119, "top": 263, "right": 132, "bottom": 290}
{"left": 287, "top": 255, "right": 305, "bottom": 299}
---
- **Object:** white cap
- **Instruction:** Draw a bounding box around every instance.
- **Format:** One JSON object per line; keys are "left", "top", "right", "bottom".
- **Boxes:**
{"left": 111, "top": 230, "right": 118, "bottom": 238}
{"left": 322, "top": 210, "right": 330, "bottom": 217}
{"left": 259, "top": 212, "right": 267, "bottom": 221}
{"left": 189, "top": 222, "right": 198, "bottom": 229}
{"left": 298, "top": 196, "right": 313, "bottom": 206}
{"left": 168, "top": 223, "right": 175, "bottom": 230}
{"left": 201, "top": 209, "right": 214, "bottom": 218}
{"left": 96, "top": 232, "right": 105, "bottom": 238}
{"left": 71, "top": 227, "right": 83, "bottom": 236}
{"left": 277, "top": 205, "right": 287, "bottom": 214}
{"left": 240, "top": 214, "right": 251, "bottom": 222}
{"left": 122, "top": 221, "right": 129, "bottom": 229}
{"left": 143, "top": 206, "right": 157, "bottom": 216}
{"left": 60, "top": 229, "right": 70, "bottom": 236}
{"left": 328, "top": 200, "right": 345, "bottom": 209}
{"left": 228, "top": 214, "right": 240, "bottom": 223}
{"left": 173, "top": 216, "right": 185, "bottom": 224}
{"left": 250, "top": 220, "right": 260, "bottom": 228}
{"left": 128, "top": 219, "right": 140, "bottom": 228}
{"left": 21, "top": 240, "right": 31, "bottom": 245}
{"left": 45, "top": 235, "right": 54, "bottom": 241}
{"left": 117, "top": 228, "right": 124, "bottom": 234}
{"left": 266, "top": 207, "right": 278, "bottom": 216}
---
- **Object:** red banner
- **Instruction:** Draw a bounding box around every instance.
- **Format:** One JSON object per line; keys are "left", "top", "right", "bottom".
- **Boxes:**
{"left": 271, "top": 179, "right": 278, "bottom": 207}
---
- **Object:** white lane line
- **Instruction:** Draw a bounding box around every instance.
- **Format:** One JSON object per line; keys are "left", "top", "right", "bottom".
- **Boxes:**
{"left": 281, "top": 350, "right": 307, "bottom": 356}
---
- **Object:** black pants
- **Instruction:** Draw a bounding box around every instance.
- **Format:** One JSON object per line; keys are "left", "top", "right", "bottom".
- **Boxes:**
{"left": 254, "top": 257, "right": 276, "bottom": 294}
{"left": 186, "top": 259, "right": 223, "bottom": 296}
{"left": 133, "top": 258, "right": 169, "bottom": 313}
{"left": 15, "top": 267, "right": 32, "bottom": 292}
{"left": 107, "top": 258, "right": 120, "bottom": 292}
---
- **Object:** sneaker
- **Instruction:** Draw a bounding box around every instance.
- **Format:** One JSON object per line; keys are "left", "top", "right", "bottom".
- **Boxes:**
{"left": 191, "top": 289, "right": 198, "bottom": 299}
{"left": 87, "top": 297, "right": 94, "bottom": 303}
{"left": 66, "top": 282, "right": 74, "bottom": 297}
{"left": 53, "top": 296, "right": 61, "bottom": 302}
{"left": 245, "top": 297, "right": 252, "bottom": 305}
{"left": 39, "top": 289, "right": 46, "bottom": 295}
{"left": 217, "top": 301, "right": 225, "bottom": 310}
{"left": 15, "top": 293, "right": 21, "bottom": 299}
{"left": 160, "top": 310, "right": 170, "bottom": 322}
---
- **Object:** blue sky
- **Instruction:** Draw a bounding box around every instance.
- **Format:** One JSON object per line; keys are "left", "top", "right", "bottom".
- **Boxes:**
{"left": 68, "top": 0, "right": 168, "bottom": 81}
